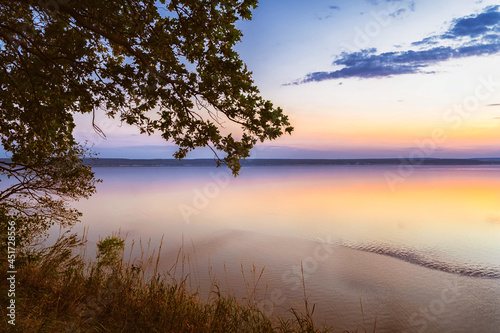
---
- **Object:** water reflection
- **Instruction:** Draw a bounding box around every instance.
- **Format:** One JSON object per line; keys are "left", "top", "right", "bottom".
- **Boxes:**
{"left": 68, "top": 165, "right": 500, "bottom": 332}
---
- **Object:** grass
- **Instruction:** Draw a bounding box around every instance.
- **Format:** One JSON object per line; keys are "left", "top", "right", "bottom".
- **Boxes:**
{"left": 1, "top": 231, "right": 376, "bottom": 332}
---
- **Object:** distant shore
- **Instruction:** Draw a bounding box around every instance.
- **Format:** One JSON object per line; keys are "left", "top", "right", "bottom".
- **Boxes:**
{"left": 64, "top": 157, "right": 500, "bottom": 167}
{"left": 3, "top": 157, "right": 500, "bottom": 168}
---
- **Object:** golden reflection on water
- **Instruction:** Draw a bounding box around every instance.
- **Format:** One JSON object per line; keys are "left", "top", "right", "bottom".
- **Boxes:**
{"left": 75, "top": 166, "right": 500, "bottom": 260}
{"left": 218, "top": 168, "right": 500, "bottom": 222}
{"left": 67, "top": 165, "right": 500, "bottom": 332}
{"left": 193, "top": 166, "right": 500, "bottom": 264}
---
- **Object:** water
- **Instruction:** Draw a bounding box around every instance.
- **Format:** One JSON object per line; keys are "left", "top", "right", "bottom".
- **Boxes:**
{"left": 66, "top": 164, "right": 500, "bottom": 332}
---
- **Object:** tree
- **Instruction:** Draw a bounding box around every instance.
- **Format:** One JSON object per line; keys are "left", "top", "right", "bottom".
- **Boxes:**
{"left": 0, "top": 0, "right": 293, "bottom": 241}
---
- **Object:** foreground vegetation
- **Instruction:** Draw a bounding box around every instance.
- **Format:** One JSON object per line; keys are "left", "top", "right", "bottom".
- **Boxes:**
{"left": 1, "top": 232, "right": 375, "bottom": 332}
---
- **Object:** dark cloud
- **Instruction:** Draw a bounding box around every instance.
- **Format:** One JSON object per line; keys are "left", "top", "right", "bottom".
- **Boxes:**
{"left": 295, "top": 41, "right": 500, "bottom": 83}
{"left": 411, "top": 5, "right": 500, "bottom": 44}
{"left": 444, "top": 5, "right": 500, "bottom": 39}
{"left": 329, "top": 5, "right": 341, "bottom": 10}
{"left": 488, "top": 103, "right": 500, "bottom": 106}
{"left": 293, "top": 5, "right": 500, "bottom": 84}
{"left": 411, "top": 36, "right": 439, "bottom": 46}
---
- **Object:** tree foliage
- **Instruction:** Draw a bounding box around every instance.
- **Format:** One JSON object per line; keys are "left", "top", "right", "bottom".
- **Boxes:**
{"left": 0, "top": 0, "right": 292, "bottom": 240}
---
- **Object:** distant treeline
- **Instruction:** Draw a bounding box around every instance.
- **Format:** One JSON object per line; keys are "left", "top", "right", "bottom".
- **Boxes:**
{"left": 2, "top": 158, "right": 500, "bottom": 168}
{"left": 84, "top": 158, "right": 500, "bottom": 167}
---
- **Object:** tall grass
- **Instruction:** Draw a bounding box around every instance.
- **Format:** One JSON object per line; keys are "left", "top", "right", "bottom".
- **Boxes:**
{"left": 1, "top": 231, "right": 376, "bottom": 332}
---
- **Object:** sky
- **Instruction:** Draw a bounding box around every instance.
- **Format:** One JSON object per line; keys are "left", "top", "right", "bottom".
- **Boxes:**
{"left": 45, "top": 1, "right": 500, "bottom": 158}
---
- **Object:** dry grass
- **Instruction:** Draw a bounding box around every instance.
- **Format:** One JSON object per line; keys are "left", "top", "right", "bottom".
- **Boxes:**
{"left": 1, "top": 231, "right": 375, "bottom": 333}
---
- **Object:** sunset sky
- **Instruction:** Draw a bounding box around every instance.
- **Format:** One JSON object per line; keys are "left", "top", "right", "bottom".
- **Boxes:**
{"left": 72, "top": 0, "right": 500, "bottom": 159}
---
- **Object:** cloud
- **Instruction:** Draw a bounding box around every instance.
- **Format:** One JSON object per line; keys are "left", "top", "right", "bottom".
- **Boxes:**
{"left": 293, "top": 5, "right": 500, "bottom": 84}
{"left": 316, "top": 14, "right": 333, "bottom": 20}
{"left": 366, "top": 0, "right": 415, "bottom": 11}
{"left": 408, "top": 0, "right": 415, "bottom": 12}
{"left": 443, "top": 5, "right": 500, "bottom": 39}
{"left": 389, "top": 8, "right": 406, "bottom": 18}
{"left": 411, "top": 5, "right": 500, "bottom": 43}
{"left": 386, "top": 1, "right": 415, "bottom": 18}
{"left": 315, "top": 5, "right": 341, "bottom": 20}
{"left": 488, "top": 103, "right": 500, "bottom": 106}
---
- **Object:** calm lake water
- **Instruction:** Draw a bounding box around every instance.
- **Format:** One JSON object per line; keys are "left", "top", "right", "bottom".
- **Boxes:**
{"left": 64, "top": 164, "right": 500, "bottom": 332}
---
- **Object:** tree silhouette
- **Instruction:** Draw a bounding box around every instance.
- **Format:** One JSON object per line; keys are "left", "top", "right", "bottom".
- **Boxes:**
{"left": 0, "top": 0, "right": 293, "bottom": 242}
